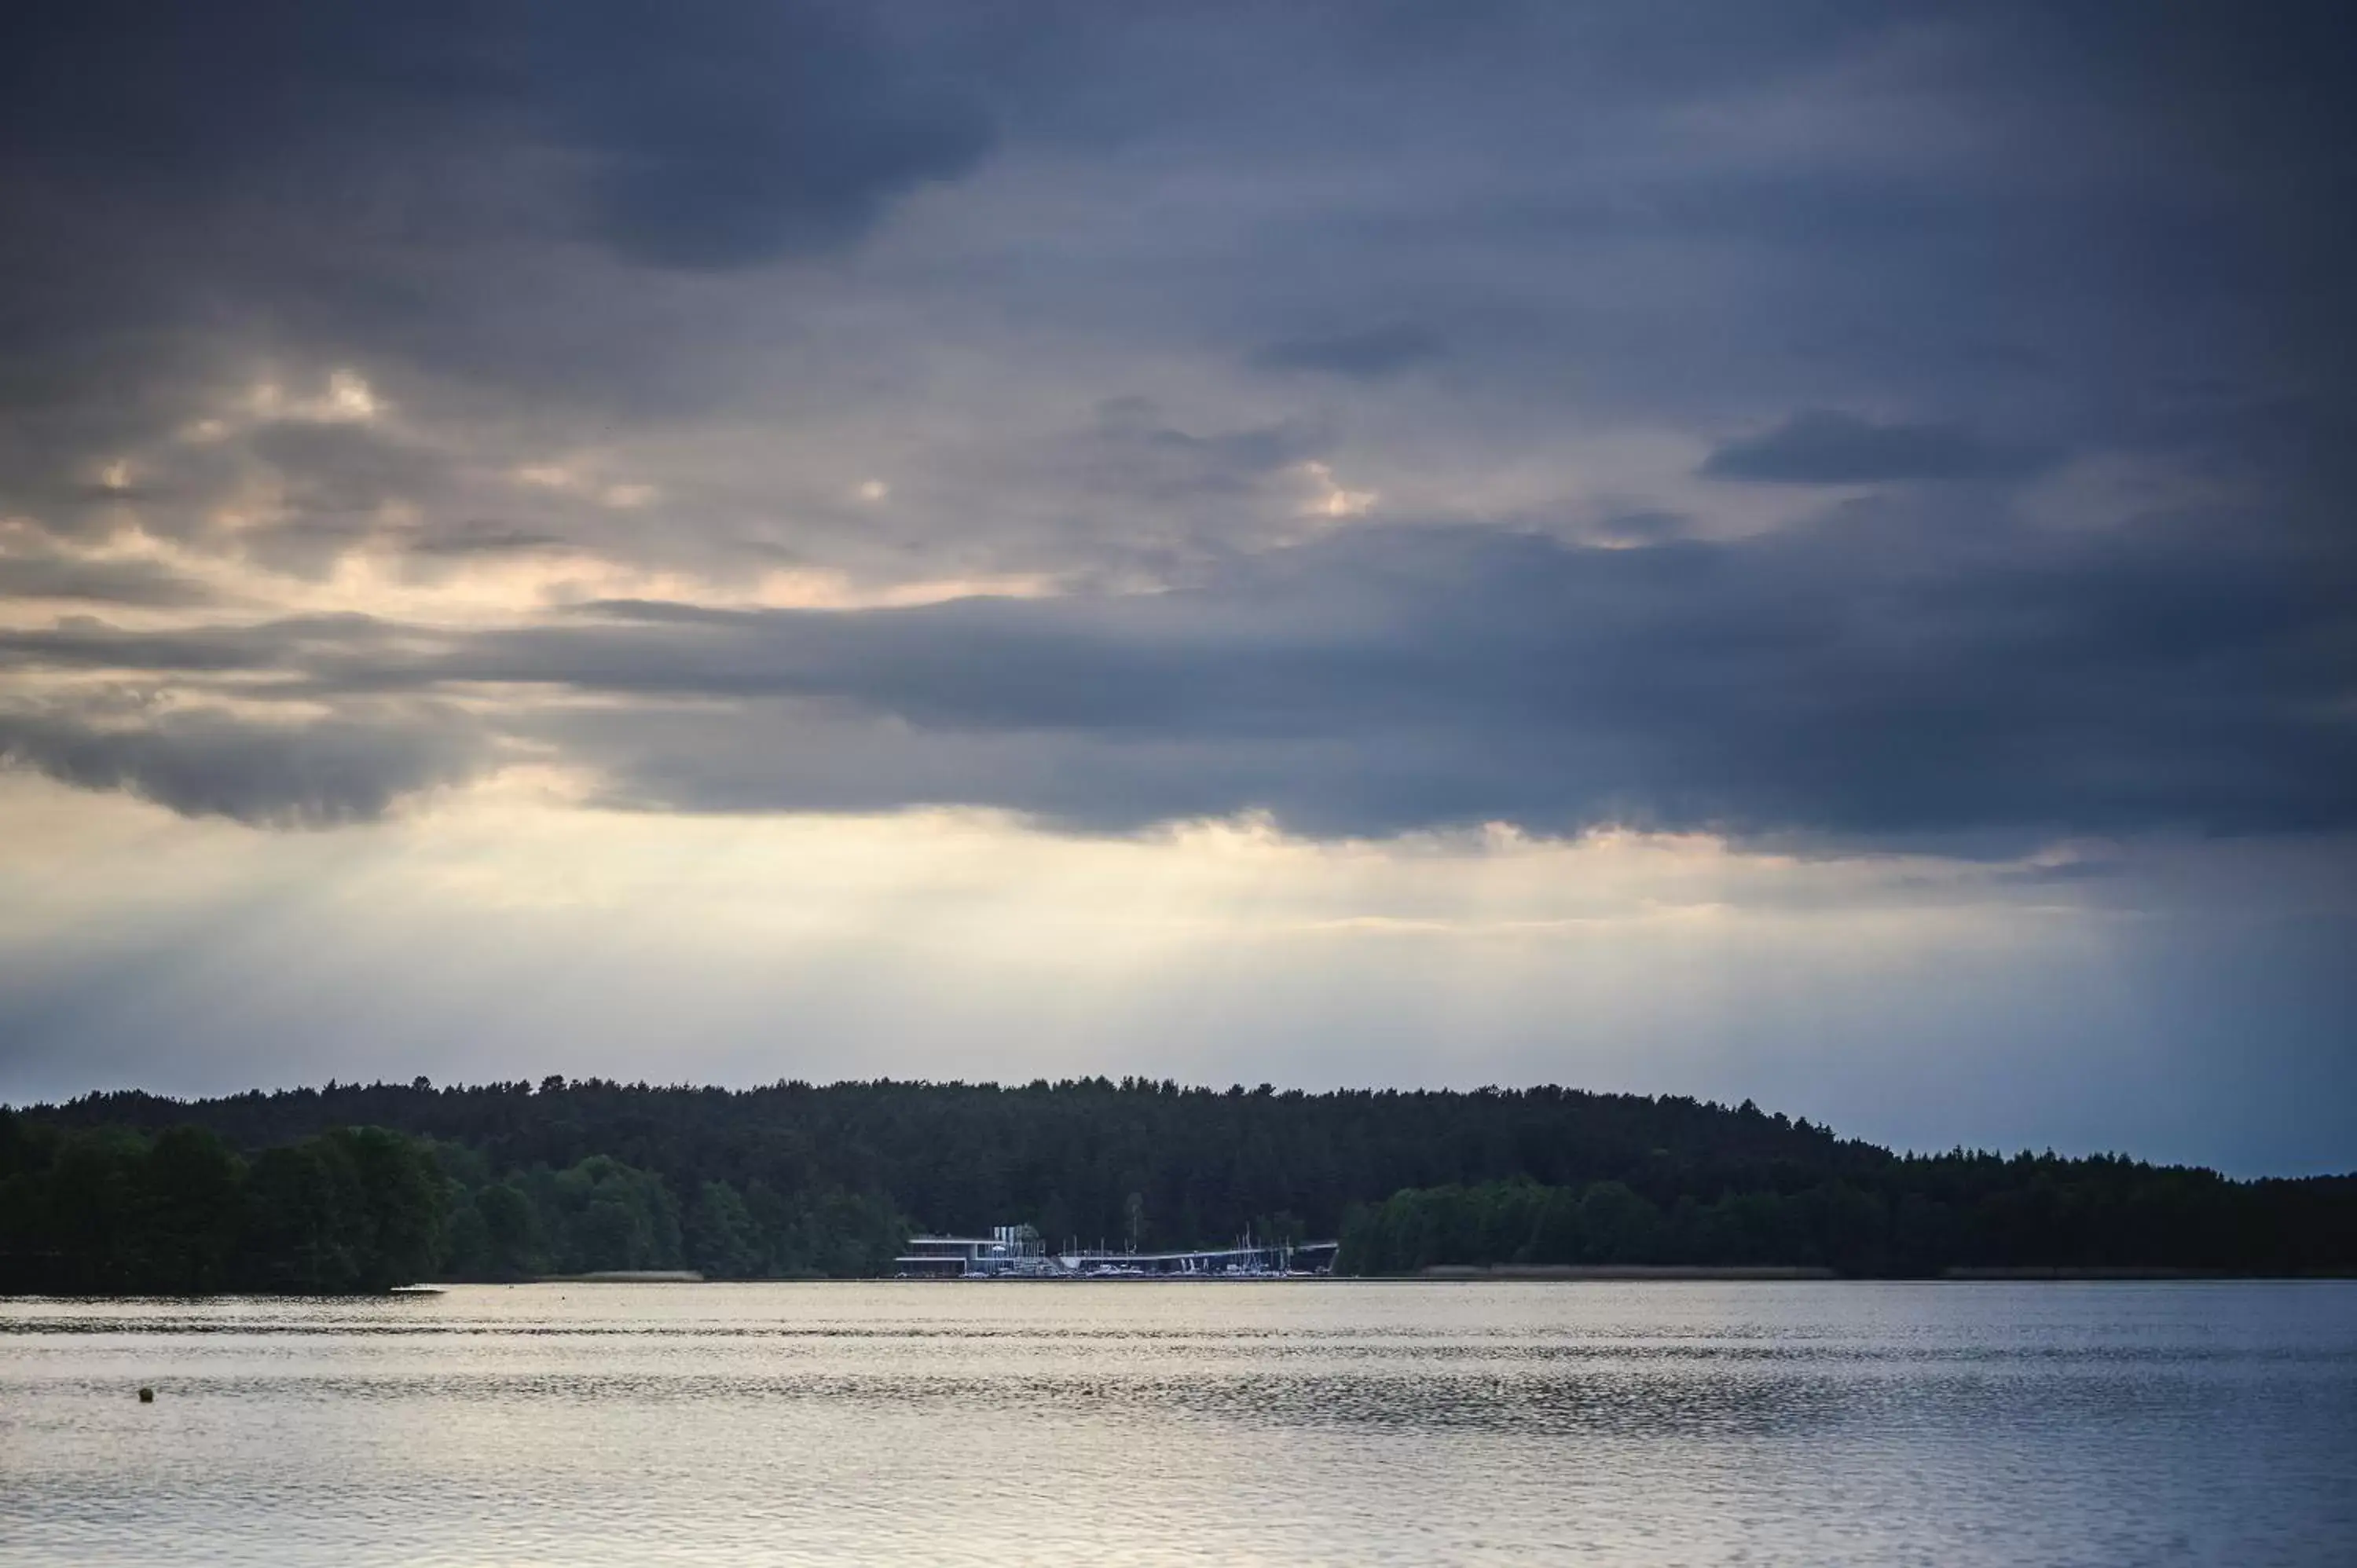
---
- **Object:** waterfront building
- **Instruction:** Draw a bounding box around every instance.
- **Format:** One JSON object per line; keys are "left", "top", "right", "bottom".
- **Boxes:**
{"left": 894, "top": 1224, "right": 1059, "bottom": 1278}
{"left": 896, "top": 1224, "right": 1338, "bottom": 1278}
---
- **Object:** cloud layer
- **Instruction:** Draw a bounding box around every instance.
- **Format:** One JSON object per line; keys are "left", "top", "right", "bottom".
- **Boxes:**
{"left": 3, "top": 506, "right": 2348, "bottom": 843}
{"left": 0, "top": 2, "right": 2352, "bottom": 1159}
{"left": 2, "top": 2, "right": 2350, "bottom": 842}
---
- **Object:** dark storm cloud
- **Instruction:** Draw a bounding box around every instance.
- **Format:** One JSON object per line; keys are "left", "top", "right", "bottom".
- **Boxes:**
{"left": 0, "top": 0, "right": 989, "bottom": 271}
{"left": 0, "top": 0, "right": 998, "bottom": 454}
{"left": 0, "top": 0, "right": 2352, "bottom": 850}
{"left": 472, "top": 517, "right": 2357, "bottom": 842}
{"left": 0, "top": 702, "right": 486, "bottom": 829}
{"left": 546, "top": 2, "right": 992, "bottom": 268}
{"left": 1700, "top": 412, "right": 2057, "bottom": 485}
{"left": 5, "top": 507, "right": 2348, "bottom": 844}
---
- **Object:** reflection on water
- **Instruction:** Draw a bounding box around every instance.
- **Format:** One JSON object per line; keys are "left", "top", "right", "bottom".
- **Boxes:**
{"left": 4, "top": 1282, "right": 2352, "bottom": 1566}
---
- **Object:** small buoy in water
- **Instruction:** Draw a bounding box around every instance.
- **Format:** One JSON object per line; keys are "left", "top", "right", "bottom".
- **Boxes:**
{"left": 137, "top": 1387, "right": 155, "bottom": 1403}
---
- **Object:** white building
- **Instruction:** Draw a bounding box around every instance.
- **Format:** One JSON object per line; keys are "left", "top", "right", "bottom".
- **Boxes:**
{"left": 894, "top": 1224, "right": 1054, "bottom": 1277}
{"left": 898, "top": 1222, "right": 1339, "bottom": 1278}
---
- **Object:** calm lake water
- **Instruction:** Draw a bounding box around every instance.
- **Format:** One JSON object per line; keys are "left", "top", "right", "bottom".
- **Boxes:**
{"left": 3, "top": 1281, "right": 2353, "bottom": 1566}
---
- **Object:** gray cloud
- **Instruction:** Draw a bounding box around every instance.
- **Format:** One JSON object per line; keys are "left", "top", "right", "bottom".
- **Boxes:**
{"left": 1252, "top": 325, "right": 1446, "bottom": 380}
{"left": 504, "top": 515, "right": 2357, "bottom": 844}
{"left": 4, "top": 1, "right": 2350, "bottom": 575}
{"left": 6, "top": 506, "right": 2347, "bottom": 847}
{"left": 1073, "top": 401, "right": 1325, "bottom": 512}
{"left": 391, "top": 520, "right": 568, "bottom": 559}
{"left": 1701, "top": 412, "right": 2057, "bottom": 485}
{"left": 0, "top": 545, "right": 217, "bottom": 608}
{"left": 548, "top": 2, "right": 992, "bottom": 269}
{"left": 0, "top": 1, "right": 992, "bottom": 273}
{"left": 0, "top": 3, "right": 2349, "bottom": 845}
{"left": 0, "top": 614, "right": 403, "bottom": 680}
{"left": 0, "top": 702, "right": 487, "bottom": 828}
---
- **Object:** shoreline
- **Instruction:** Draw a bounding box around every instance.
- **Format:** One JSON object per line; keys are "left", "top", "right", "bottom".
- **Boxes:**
{"left": 1417, "top": 1264, "right": 1837, "bottom": 1280}
{"left": 10, "top": 1273, "right": 2357, "bottom": 1302}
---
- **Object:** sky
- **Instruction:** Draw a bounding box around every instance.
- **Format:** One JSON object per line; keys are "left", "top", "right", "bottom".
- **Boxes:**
{"left": 0, "top": 2, "right": 2352, "bottom": 1173}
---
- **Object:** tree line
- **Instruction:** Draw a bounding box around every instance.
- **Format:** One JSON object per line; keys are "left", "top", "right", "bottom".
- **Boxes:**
{"left": 431, "top": 1141, "right": 904, "bottom": 1281}
{"left": 0, "top": 1119, "right": 444, "bottom": 1293}
{"left": 1337, "top": 1166, "right": 2357, "bottom": 1277}
{"left": 0, "top": 1113, "right": 907, "bottom": 1292}
{"left": 4, "top": 1078, "right": 2352, "bottom": 1290}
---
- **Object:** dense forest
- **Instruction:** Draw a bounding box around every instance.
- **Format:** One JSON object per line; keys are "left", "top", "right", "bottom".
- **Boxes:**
{"left": 1335, "top": 1169, "right": 2357, "bottom": 1277}
{"left": 3, "top": 1078, "right": 2352, "bottom": 1291}
{"left": 0, "top": 1122, "right": 445, "bottom": 1294}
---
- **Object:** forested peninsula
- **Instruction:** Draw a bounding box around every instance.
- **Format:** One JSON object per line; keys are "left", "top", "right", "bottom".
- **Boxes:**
{"left": 3, "top": 1079, "right": 2352, "bottom": 1292}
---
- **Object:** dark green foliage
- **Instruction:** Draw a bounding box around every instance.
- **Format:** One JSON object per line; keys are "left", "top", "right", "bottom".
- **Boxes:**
{"left": 136, "top": 1127, "right": 245, "bottom": 1291}
{"left": 0, "top": 1111, "right": 446, "bottom": 1293}
{"left": 1337, "top": 1162, "right": 2357, "bottom": 1277}
{"left": 685, "top": 1180, "right": 764, "bottom": 1279}
{"left": 471, "top": 1181, "right": 538, "bottom": 1277}
{"left": 16, "top": 1079, "right": 1892, "bottom": 1255}
{"left": 240, "top": 1141, "right": 362, "bottom": 1291}
{"left": 424, "top": 1155, "right": 903, "bottom": 1283}
{"left": 526, "top": 1155, "right": 682, "bottom": 1274}
{"left": 5, "top": 1083, "right": 2353, "bottom": 1290}
{"left": 677, "top": 1178, "right": 899, "bottom": 1280}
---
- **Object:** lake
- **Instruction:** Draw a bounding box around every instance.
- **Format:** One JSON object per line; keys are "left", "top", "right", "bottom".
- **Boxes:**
{"left": 4, "top": 1281, "right": 2353, "bottom": 1566}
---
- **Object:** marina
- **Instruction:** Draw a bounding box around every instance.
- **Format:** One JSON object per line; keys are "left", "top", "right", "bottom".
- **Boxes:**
{"left": 896, "top": 1224, "right": 1337, "bottom": 1279}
